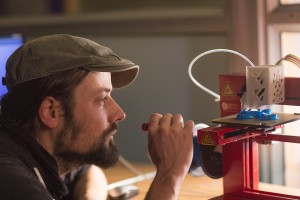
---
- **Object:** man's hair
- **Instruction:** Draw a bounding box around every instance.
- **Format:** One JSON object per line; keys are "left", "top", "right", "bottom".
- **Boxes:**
{"left": 0, "top": 69, "right": 90, "bottom": 135}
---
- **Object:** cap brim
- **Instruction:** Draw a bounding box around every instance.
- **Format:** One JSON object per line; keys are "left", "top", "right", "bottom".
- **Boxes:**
{"left": 111, "top": 66, "right": 139, "bottom": 89}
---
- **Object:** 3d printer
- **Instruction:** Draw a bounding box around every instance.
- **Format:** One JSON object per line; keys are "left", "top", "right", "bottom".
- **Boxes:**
{"left": 189, "top": 50, "right": 300, "bottom": 200}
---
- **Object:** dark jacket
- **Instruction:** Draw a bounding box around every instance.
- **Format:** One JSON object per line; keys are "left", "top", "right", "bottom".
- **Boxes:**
{"left": 0, "top": 127, "right": 68, "bottom": 199}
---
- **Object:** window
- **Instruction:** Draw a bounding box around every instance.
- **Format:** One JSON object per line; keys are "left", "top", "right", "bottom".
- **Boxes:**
{"left": 281, "top": 32, "right": 300, "bottom": 77}
{"left": 281, "top": 0, "right": 300, "bottom": 5}
{"left": 263, "top": 0, "right": 300, "bottom": 190}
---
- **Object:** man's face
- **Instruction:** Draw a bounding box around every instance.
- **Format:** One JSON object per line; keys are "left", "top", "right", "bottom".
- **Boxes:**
{"left": 54, "top": 72, "right": 126, "bottom": 168}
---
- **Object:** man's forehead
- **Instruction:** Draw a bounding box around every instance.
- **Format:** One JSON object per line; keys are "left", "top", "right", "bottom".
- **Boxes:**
{"left": 79, "top": 72, "right": 112, "bottom": 92}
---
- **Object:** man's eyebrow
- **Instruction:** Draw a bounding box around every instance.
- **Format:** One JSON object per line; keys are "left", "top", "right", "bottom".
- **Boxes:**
{"left": 97, "top": 87, "right": 112, "bottom": 93}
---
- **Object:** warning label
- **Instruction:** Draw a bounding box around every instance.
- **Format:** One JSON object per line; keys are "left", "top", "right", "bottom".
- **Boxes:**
{"left": 223, "top": 82, "right": 234, "bottom": 96}
{"left": 202, "top": 132, "right": 213, "bottom": 145}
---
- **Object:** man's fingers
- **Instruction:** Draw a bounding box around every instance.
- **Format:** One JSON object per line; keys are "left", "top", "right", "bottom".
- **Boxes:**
{"left": 159, "top": 113, "right": 173, "bottom": 126}
{"left": 147, "top": 113, "right": 162, "bottom": 132}
{"left": 183, "top": 120, "right": 195, "bottom": 133}
{"left": 146, "top": 113, "right": 194, "bottom": 136}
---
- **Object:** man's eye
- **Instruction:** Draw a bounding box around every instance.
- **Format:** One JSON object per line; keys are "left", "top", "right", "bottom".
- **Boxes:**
{"left": 98, "top": 97, "right": 107, "bottom": 105}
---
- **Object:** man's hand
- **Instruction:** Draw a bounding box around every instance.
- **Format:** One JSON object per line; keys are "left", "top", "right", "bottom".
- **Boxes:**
{"left": 73, "top": 165, "right": 108, "bottom": 200}
{"left": 146, "top": 113, "right": 194, "bottom": 200}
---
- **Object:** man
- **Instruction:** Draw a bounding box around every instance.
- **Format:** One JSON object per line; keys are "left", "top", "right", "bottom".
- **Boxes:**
{"left": 0, "top": 34, "right": 194, "bottom": 199}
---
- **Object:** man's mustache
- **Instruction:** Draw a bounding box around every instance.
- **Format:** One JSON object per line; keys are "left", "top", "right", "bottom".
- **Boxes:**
{"left": 103, "top": 122, "right": 118, "bottom": 138}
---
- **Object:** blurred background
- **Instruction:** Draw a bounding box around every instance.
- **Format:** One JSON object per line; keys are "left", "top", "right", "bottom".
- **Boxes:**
{"left": 1, "top": 0, "right": 300, "bottom": 190}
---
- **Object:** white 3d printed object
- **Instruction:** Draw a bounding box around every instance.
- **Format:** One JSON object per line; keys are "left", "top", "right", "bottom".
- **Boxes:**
{"left": 245, "top": 65, "right": 284, "bottom": 109}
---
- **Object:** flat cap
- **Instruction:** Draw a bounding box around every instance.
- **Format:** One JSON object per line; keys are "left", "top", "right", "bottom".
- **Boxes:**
{"left": 4, "top": 34, "right": 139, "bottom": 90}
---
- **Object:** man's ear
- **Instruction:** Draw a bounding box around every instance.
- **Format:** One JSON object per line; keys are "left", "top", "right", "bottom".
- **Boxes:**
{"left": 39, "top": 96, "right": 62, "bottom": 129}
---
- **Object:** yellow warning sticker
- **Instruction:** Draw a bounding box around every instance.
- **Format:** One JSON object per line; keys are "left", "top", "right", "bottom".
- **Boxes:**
{"left": 223, "top": 82, "right": 234, "bottom": 96}
{"left": 202, "top": 132, "right": 213, "bottom": 145}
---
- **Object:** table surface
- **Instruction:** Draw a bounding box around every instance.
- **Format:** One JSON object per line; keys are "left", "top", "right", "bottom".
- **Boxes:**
{"left": 102, "top": 162, "right": 300, "bottom": 200}
{"left": 103, "top": 162, "right": 223, "bottom": 199}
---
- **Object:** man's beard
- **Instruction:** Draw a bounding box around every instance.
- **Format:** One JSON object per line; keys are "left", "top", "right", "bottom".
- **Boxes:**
{"left": 54, "top": 115, "right": 120, "bottom": 169}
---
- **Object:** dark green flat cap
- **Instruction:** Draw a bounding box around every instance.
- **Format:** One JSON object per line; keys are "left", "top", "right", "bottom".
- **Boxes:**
{"left": 4, "top": 34, "right": 139, "bottom": 90}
